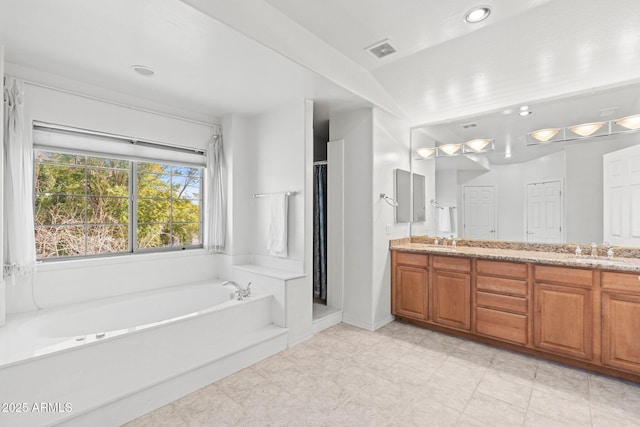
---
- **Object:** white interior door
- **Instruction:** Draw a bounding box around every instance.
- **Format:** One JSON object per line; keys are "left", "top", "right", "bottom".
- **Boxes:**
{"left": 526, "top": 181, "right": 562, "bottom": 243}
{"left": 604, "top": 144, "right": 640, "bottom": 246}
{"left": 463, "top": 186, "right": 496, "bottom": 239}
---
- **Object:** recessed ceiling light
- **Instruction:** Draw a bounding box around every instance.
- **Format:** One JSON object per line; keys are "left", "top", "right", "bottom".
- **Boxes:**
{"left": 131, "top": 65, "right": 155, "bottom": 77}
{"left": 504, "top": 152, "right": 512, "bottom": 158}
{"left": 519, "top": 110, "right": 532, "bottom": 116}
{"left": 520, "top": 105, "right": 529, "bottom": 111}
{"left": 465, "top": 6, "right": 491, "bottom": 23}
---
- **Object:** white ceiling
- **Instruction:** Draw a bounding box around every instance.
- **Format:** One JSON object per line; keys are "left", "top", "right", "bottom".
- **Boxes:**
{"left": 264, "top": 0, "right": 552, "bottom": 71}
{"left": 0, "top": 0, "right": 366, "bottom": 120}
{"left": 2, "top": 0, "right": 640, "bottom": 137}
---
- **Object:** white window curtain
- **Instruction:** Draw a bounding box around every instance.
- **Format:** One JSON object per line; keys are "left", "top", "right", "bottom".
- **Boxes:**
{"left": 3, "top": 77, "right": 37, "bottom": 278}
{"left": 205, "top": 131, "right": 225, "bottom": 252}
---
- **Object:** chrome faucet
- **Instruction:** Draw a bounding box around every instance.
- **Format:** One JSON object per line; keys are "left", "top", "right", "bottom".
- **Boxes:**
{"left": 222, "top": 281, "right": 252, "bottom": 300}
{"left": 604, "top": 242, "right": 614, "bottom": 259}
{"left": 590, "top": 242, "right": 598, "bottom": 258}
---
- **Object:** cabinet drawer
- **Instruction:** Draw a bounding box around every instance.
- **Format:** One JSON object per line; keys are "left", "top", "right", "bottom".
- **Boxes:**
{"left": 476, "top": 275, "right": 527, "bottom": 297}
{"left": 477, "top": 291, "right": 527, "bottom": 314}
{"left": 476, "top": 307, "right": 527, "bottom": 345}
{"left": 477, "top": 260, "right": 527, "bottom": 279}
{"left": 534, "top": 265, "right": 593, "bottom": 287}
{"left": 433, "top": 255, "right": 470, "bottom": 272}
{"left": 396, "top": 251, "right": 429, "bottom": 268}
{"left": 601, "top": 272, "right": 640, "bottom": 293}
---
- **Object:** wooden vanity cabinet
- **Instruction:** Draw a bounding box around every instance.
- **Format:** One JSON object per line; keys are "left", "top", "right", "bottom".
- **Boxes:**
{"left": 391, "top": 248, "right": 640, "bottom": 383}
{"left": 533, "top": 266, "right": 593, "bottom": 361}
{"left": 601, "top": 271, "right": 640, "bottom": 374}
{"left": 392, "top": 252, "right": 429, "bottom": 321}
{"left": 475, "top": 260, "right": 528, "bottom": 345}
{"left": 431, "top": 256, "right": 471, "bottom": 331}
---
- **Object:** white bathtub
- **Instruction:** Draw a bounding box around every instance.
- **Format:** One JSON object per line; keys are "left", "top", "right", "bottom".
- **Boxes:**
{"left": 0, "top": 281, "right": 288, "bottom": 427}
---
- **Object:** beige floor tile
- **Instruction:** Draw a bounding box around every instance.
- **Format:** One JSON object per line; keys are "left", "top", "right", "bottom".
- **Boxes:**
{"left": 125, "top": 322, "right": 640, "bottom": 427}
{"left": 462, "top": 392, "right": 526, "bottom": 427}
{"left": 123, "top": 404, "right": 187, "bottom": 427}
{"left": 524, "top": 409, "right": 577, "bottom": 427}
{"left": 534, "top": 361, "right": 590, "bottom": 399}
{"left": 528, "top": 388, "right": 592, "bottom": 426}
{"left": 394, "top": 400, "right": 461, "bottom": 427}
{"left": 475, "top": 369, "right": 533, "bottom": 409}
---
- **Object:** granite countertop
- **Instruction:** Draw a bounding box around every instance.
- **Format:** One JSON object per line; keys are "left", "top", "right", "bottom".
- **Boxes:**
{"left": 390, "top": 242, "right": 640, "bottom": 273}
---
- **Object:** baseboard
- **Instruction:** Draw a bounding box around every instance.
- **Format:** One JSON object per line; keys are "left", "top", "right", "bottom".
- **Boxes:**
{"left": 312, "top": 310, "right": 342, "bottom": 334}
{"left": 374, "top": 315, "right": 395, "bottom": 330}
{"left": 342, "top": 314, "right": 375, "bottom": 331}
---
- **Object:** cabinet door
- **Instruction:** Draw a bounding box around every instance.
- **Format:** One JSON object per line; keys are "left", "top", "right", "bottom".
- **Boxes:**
{"left": 533, "top": 283, "right": 592, "bottom": 360}
{"left": 602, "top": 292, "right": 640, "bottom": 374}
{"left": 432, "top": 270, "right": 471, "bottom": 330}
{"left": 394, "top": 266, "right": 428, "bottom": 320}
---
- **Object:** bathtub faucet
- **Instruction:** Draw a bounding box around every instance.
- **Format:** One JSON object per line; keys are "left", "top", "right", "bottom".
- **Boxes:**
{"left": 222, "top": 281, "right": 251, "bottom": 300}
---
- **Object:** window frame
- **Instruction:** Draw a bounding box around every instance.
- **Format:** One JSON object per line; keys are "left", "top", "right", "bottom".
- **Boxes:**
{"left": 33, "top": 148, "right": 204, "bottom": 261}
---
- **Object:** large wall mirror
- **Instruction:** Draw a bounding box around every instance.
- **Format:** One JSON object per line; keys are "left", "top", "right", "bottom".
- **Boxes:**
{"left": 410, "top": 81, "right": 640, "bottom": 247}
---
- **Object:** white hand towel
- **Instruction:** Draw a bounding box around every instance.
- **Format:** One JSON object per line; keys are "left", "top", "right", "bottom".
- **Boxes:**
{"left": 438, "top": 207, "right": 451, "bottom": 233}
{"left": 267, "top": 194, "right": 288, "bottom": 257}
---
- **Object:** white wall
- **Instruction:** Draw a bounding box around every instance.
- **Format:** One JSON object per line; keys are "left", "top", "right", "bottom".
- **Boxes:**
{"left": 330, "top": 108, "right": 374, "bottom": 328}
{"left": 372, "top": 108, "right": 410, "bottom": 328}
{"left": 329, "top": 107, "right": 410, "bottom": 330}
{"left": 0, "top": 45, "right": 5, "bottom": 325}
{"left": 5, "top": 70, "right": 220, "bottom": 313}
{"left": 247, "top": 100, "right": 307, "bottom": 272}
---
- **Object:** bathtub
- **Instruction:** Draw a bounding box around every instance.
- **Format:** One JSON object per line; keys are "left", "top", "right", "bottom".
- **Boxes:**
{"left": 0, "top": 280, "right": 288, "bottom": 427}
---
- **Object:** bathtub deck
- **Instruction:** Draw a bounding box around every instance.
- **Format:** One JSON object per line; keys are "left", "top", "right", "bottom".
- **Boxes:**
{"left": 0, "top": 289, "right": 287, "bottom": 427}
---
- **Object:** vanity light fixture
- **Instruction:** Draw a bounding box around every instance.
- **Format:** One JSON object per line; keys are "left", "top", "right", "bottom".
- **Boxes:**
{"left": 417, "top": 140, "right": 496, "bottom": 159}
{"left": 527, "top": 113, "right": 640, "bottom": 146}
{"left": 615, "top": 114, "right": 640, "bottom": 130}
{"left": 416, "top": 147, "right": 436, "bottom": 159}
{"left": 438, "top": 143, "right": 463, "bottom": 156}
{"left": 464, "top": 138, "right": 494, "bottom": 153}
{"left": 529, "top": 128, "right": 560, "bottom": 142}
{"left": 464, "top": 6, "right": 491, "bottom": 23}
{"left": 569, "top": 121, "right": 605, "bottom": 137}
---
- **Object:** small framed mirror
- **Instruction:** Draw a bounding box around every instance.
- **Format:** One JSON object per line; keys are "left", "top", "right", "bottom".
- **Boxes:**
{"left": 413, "top": 173, "right": 426, "bottom": 222}
{"left": 395, "top": 168, "right": 411, "bottom": 223}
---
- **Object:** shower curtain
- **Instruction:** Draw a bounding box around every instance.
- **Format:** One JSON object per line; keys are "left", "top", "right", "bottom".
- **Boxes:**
{"left": 313, "top": 164, "right": 327, "bottom": 302}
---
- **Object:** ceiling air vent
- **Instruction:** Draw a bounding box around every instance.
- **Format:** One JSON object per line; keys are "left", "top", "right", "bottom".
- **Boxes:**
{"left": 461, "top": 122, "right": 478, "bottom": 129}
{"left": 367, "top": 40, "right": 397, "bottom": 59}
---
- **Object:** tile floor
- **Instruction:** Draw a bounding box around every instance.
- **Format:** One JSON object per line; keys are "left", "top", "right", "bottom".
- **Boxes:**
{"left": 125, "top": 321, "right": 640, "bottom": 426}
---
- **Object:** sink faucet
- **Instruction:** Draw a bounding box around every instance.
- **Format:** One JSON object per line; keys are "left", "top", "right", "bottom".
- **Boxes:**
{"left": 603, "top": 242, "right": 614, "bottom": 259}
{"left": 590, "top": 242, "right": 598, "bottom": 258}
{"left": 222, "top": 281, "right": 252, "bottom": 300}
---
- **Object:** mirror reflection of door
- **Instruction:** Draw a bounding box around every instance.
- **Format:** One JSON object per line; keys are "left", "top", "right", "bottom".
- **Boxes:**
{"left": 603, "top": 144, "right": 640, "bottom": 246}
{"left": 526, "top": 181, "right": 562, "bottom": 243}
{"left": 463, "top": 186, "right": 496, "bottom": 239}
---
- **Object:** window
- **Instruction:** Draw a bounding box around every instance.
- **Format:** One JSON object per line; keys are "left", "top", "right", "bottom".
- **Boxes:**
{"left": 34, "top": 150, "right": 203, "bottom": 260}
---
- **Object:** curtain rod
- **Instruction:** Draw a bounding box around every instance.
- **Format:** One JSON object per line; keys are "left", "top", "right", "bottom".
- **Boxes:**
{"left": 314, "top": 160, "right": 328, "bottom": 165}
{"left": 33, "top": 120, "right": 207, "bottom": 156}
{"left": 14, "top": 78, "right": 221, "bottom": 130}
